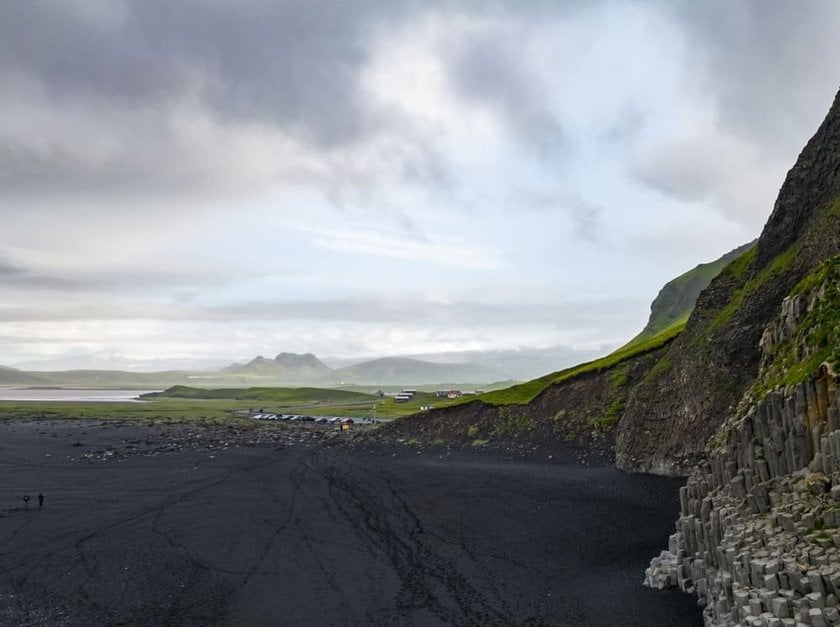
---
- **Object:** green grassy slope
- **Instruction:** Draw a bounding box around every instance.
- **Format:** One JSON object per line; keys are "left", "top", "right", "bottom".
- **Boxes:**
{"left": 144, "top": 385, "right": 477, "bottom": 419}
{"left": 144, "top": 386, "right": 374, "bottom": 403}
{"left": 617, "top": 187, "right": 840, "bottom": 472}
{"left": 751, "top": 254, "right": 840, "bottom": 395}
{"left": 399, "top": 243, "right": 753, "bottom": 413}
{"left": 466, "top": 317, "right": 687, "bottom": 407}
{"left": 626, "top": 241, "right": 755, "bottom": 346}
{"left": 0, "top": 367, "right": 52, "bottom": 386}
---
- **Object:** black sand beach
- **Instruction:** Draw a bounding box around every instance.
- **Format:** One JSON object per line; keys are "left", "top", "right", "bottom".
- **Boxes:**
{"left": 0, "top": 420, "right": 701, "bottom": 625}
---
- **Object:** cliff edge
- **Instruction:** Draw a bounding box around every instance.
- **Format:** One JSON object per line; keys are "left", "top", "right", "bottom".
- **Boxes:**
{"left": 647, "top": 256, "right": 840, "bottom": 625}
{"left": 616, "top": 88, "right": 840, "bottom": 475}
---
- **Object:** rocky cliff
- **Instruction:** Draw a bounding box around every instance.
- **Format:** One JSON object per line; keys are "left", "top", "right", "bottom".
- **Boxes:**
{"left": 365, "top": 88, "right": 840, "bottom": 627}
{"left": 646, "top": 257, "right": 840, "bottom": 626}
{"left": 373, "top": 89, "right": 840, "bottom": 487}
{"left": 369, "top": 342, "right": 672, "bottom": 464}
{"left": 630, "top": 241, "right": 755, "bottom": 343}
{"left": 617, "top": 88, "right": 840, "bottom": 476}
{"left": 372, "top": 242, "right": 754, "bottom": 462}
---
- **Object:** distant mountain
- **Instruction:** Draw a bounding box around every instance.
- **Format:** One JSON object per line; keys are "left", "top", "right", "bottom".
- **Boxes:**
{"left": 1, "top": 352, "right": 524, "bottom": 389}
{"left": 223, "top": 352, "right": 332, "bottom": 383}
{"left": 320, "top": 356, "right": 505, "bottom": 386}
{"left": 222, "top": 353, "right": 519, "bottom": 386}
{"left": 25, "top": 369, "right": 193, "bottom": 388}
{"left": 222, "top": 356, "right": 276, "bottom": 373}
{"left": 274, "top": 352, "right": 332, "bottom": 375}
{"left": 3, "top": 348, "right": 595, "bottom": 389}
{"left": 396, "top": 346, "right": 606, "bottom": 382}
{"left": 0, "top": 366, "right": 51, "bottom": 386}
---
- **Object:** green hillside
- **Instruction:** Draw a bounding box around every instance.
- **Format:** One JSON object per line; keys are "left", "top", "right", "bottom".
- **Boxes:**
{"left": 466, "top": 316, "right": 687, "bottom": 407}
{"left": 451, "top": 242, "right": 752, "bottom": 410}
{"left": 626, "top": 241, "right": 755, "bottom": 347}
{"left": 0, "top": 366, "right": 52, "bottom": 386}
{"left": 616, "top": 89, "right": 840, "bottom": 474}
{"left": 144, "top": 386, "right": 374, "bottom": 403}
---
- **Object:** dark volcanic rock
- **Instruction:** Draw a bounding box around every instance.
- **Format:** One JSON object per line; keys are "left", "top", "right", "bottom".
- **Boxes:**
{"left": 617, "top": 88, "right": 840, "bottom": 475}
{"left": 366, "top": 344, "right": 671, "bottom": 466}
{"left": 758, "top": 89, "right": 840, "bottom": 268}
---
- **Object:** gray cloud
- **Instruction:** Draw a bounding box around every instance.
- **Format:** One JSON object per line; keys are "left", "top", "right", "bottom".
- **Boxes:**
{"left": 0, "top": 259, "right": 24, "bottom": 276}
{"left": 0, "top": 255, "right": 91, "bottom": 290}
{"left": 0, "top": 2, "right": 185, "bottom": 106}
{"left": 0, "top": 0, "right": 419, "bottom": 203}
{"left": 212, "top": 294, "right": 640, "bottom": 330}
{"left": 3, "top": 1, "right": 838, "bottom": 366}
{"left": 0, "top": 1, "right": 588, "bottom": 206}
{"left": 631, "top": 0, "right": 840, "bottom": 222}
{"left": 566, "top": 198, "right": 603, "bottom": 243}
{"left": 517, "top": 188, "right": 604, "bottom": 242}
{"left": 0, "top": 0, "right": 384, "bottom": 144}
{"left": 4, "top": 0, "right": 835, "bottom": 215}
{"left": 445, "top": 21, "right": 565, "bottom": 158}
{"left": 601, "top": 104, "right": 648, "bottom": 144}
{"left": 662, "top": 0, "right": 840, "bottom": 151}
{"left": 0, "top": 293, "right": 637, "bottom": 328}
{"left": 0, "top": 252, "right": 244, "bottom": 295}
{"left": 131, "top": 0, "right": 387, "bottom": 147}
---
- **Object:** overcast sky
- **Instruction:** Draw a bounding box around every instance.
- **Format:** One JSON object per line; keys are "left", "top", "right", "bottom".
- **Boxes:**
{"left": 2, "top": 0, "right": 839, "bottom": 370}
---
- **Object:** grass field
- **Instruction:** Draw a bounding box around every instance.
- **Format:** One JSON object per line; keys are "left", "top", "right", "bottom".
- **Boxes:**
{"left": 0, "top": 386, "right": 471, "bottom": 424}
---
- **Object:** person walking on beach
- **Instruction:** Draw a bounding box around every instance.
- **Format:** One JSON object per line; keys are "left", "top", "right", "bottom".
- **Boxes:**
{"left": 38, "top": 493, "right": 44, "bottom": 508}
{"left": 23, "top": 495, "right": 30, "bottom": 508}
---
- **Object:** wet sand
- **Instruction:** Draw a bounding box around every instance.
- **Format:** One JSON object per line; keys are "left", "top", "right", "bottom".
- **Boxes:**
{"left": 0, "top": 420, "right": 701, "bottom": 625}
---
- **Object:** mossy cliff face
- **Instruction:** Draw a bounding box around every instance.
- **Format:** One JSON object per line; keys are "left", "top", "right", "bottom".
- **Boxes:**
{"left": 646, "top": 263, "right": 840, "bottom": 625}
{"left": 616, "top": 89, "right": 840, "bottom": 476}
{"left": 368, "top": 345, "right": 669, "bottom": 464}
{"left": 630, "top": 242, "right": 755, "bottom": 344}
{"left": 756, "top": 258, "right": 840, "bottom": 396}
